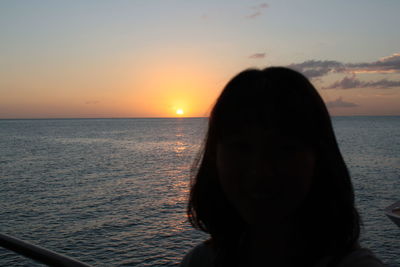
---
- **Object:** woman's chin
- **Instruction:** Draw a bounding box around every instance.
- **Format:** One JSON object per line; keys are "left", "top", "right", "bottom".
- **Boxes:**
{"left": 237, "top": 199, "right": 298, "bottom": 227}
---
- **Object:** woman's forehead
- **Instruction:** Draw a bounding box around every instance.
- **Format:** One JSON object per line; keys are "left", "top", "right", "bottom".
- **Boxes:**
{"left": 218, "top": 126, "right": 304, "bottom": 143}
{"left": 218, "top": 114, "right": 295, "bottom": 133}
{"left": 216, "top": 116, "right": 318, "bottom": 145}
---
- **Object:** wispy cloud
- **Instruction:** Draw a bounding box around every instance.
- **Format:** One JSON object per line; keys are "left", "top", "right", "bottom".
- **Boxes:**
{"left": 326, "top": 97, "right": 358, "bottom": 108}
{"left": 245, "top": 3, "right": 269, "bottom": 19}
{"left": 323, "top": 74, "right": 400, "bottom": 89}
{"left": 85, "top": 100, "right": 100, "bottom": 104}
{"left": 249, "top": 53, "right": 266, "bottom": 59}
{"left": 288, "top": 60, "right": 344, "bottom": 78}
{"left": 288, "top": 53, "right": 400, "bottom": 79}
{"left": 346, "top": 53, "right": 400, "bottom": 74}
{"left": 246, "top": 11, "right": 262, "bottom": 19}
{"left": 287, "top": 53, "right": 400, "bottom": 89}
{"left": 251, "top": 3, "right": 269, "bottom": 9}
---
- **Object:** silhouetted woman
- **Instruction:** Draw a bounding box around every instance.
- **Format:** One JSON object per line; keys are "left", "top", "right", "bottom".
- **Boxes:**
{"left": 180, "top": 67, "right": 384, "bottom": 267}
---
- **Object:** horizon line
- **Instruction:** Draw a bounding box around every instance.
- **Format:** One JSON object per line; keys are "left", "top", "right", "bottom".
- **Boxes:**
{"left": 1, "top": 115, "right": 400, "bottom": 120}
{"left": 0, "top": 116, "right": 208, "bottom": 120}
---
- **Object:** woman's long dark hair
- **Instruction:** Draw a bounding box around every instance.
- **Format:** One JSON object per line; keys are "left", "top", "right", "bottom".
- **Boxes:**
{"left": 187, "top": 67, "right": 360, "bottom": 266}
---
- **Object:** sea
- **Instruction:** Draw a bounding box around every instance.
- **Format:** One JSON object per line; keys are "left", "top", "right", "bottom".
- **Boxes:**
{"left": 0, "top": 117, "right": 399, "bottom": 266}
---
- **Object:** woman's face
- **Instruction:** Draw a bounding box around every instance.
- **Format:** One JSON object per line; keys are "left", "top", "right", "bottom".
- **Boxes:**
{"left": 216, "top": 127, "right": 316, "bottom": 226}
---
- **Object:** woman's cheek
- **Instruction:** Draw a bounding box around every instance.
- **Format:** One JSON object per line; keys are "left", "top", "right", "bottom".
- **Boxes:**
{"left": 216, "top": 151, "right": 244, "bottom": 203}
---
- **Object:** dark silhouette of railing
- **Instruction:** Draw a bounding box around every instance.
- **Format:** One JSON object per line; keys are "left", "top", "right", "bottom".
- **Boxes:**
{"left": 0, "top": 233, "right": 92, "bottom": 266}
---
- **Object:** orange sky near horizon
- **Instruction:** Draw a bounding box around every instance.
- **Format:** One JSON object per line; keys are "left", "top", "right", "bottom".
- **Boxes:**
{"left": 1, "top": 1, "right": 400, "bottom": 118}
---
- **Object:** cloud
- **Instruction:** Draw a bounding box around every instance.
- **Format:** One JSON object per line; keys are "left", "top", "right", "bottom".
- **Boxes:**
{"left": 250, "top": 3, "right": 269, "bottom": 9}
{"left": 323, "top": 75, "right": 400, "bottom": 89}
{"left": 346, "top": 53, "right": 400, "bottom": 73}
{"left": 85, "top": 100, "right": 99, "bottom": 104}
{"left": 246, "top": 11, "right": 262, "bottom": 19}
{"left": 249, "top": 53, "right": 266, "bottom": 59}
{"left": 287, "top": 53, "right": 400, "bottom": 79}
{"left": 326, "top": 97, "right": 358, "bottom": 108}
{"left": 324, "top": 75, "right": 362, "bottom": 89}
{"left": 246, "top": 3, "right": 269, "bottom": 19}
{"left": 287, "top": 60, "right": 344, "bottom": 78}
{"left": 286, "top": 53, "right": 400, "bottom": 89}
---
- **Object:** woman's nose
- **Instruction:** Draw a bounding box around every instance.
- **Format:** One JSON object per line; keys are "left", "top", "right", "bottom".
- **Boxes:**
{"left": 246, "top": 153, "right": 276, "bottom": 179}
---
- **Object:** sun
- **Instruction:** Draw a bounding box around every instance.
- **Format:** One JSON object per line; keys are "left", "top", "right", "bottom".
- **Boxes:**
{"left": 176, "top": 109, "right": 184, "bottom": 115}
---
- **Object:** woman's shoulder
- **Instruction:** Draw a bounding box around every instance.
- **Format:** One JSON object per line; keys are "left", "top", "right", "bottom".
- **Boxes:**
{"left": 336, "top": 248, "right": 385, "bottom": 267}
{"left": 180, "top": 241, "right": 215, "bottom": 267}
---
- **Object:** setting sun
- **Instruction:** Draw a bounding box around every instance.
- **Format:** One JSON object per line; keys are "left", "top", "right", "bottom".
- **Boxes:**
{"left": 176, "top": 109, "right": 184, "bottom": 115}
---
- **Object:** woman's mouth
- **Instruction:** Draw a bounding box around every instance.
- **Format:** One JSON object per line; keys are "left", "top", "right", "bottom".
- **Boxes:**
{"left": 248, "top": 192, "right": 277, "bottom": 200}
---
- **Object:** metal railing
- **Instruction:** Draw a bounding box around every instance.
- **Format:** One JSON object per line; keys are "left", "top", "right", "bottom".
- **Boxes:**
{"left": 0, "top": 233, "right": 92, "bottom": 266}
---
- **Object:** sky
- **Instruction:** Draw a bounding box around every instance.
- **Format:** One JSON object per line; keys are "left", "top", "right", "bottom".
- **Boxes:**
{"left": 1, "top": 0, "right": 400, "bottom": 118}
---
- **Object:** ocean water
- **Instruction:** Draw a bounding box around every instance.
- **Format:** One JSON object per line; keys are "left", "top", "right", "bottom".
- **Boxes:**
{"left": 0, "top": 117, "right": 399, "bottom": 266}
